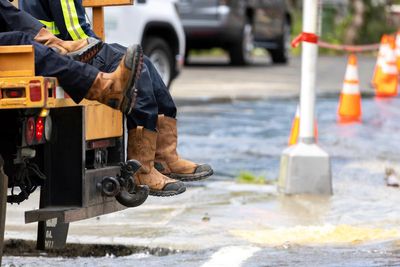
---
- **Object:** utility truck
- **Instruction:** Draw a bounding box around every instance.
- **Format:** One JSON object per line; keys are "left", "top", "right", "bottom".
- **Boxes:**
{"left": 0, "top": 0, "right": 149, "bottom": 263}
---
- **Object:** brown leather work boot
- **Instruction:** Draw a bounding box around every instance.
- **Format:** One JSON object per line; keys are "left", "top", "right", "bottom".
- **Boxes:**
{"left": 128, "top": 127, "right": 186, "bottom": 197}
{"left": 85, "top": 44, "right": 143, "bottom": 114}
{"left": 155, "top": 115, "right": 213, "bottom": 181}
{"left": 34, "top": 27, "right": 102, "bottom": 62}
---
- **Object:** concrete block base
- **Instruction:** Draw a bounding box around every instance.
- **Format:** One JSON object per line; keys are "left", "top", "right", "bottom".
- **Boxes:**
{"left": 278, "top": 142, "right": 332, "bottom": 195}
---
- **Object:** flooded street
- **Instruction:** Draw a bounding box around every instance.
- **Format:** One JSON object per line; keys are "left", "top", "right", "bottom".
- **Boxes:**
{"left": 4, "top": 95, "right": 400, "bottom": 266}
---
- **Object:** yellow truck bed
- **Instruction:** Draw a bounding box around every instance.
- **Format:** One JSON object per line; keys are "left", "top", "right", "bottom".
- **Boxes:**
{"left": 0, "top": 45, "right": 123, "bottom": 140}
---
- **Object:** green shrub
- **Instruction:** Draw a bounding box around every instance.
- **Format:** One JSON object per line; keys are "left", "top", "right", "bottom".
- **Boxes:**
{"left": 291, "top": 2, "right": 396, "bottom": 55}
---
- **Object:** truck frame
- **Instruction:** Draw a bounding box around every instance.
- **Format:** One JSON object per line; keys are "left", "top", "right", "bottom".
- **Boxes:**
{"left": 0, "top": 0, "right": 149, "bottom": 263}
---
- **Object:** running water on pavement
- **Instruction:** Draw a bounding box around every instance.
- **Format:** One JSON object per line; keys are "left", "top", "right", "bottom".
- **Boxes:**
{"left": 4, "top": 96, "right": 400, "bottom": 266}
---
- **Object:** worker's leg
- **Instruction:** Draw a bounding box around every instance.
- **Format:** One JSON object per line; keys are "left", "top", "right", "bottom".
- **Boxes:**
{"left": 91, "top": 43, "right": 212, "bottom": 181}
{"left": 92, "top": 45, "right": 176, "bottom": 118}
{"left": 144, "top": 56, "right": 212, "bottom": 181}
{"left": 0, "top": 31, "right": 141, "bottom": 114}
{"left": 126, "top": 63, "right": 185, "bottom": 197}
{"left": 0, "top": 31, "right": 96, "bottom": 102}
{"left": 93, "top": 48, "right": 176, "bottom": 119}
{"left": 91, "top": 43, "right": 159, "bottom": 130}
{"left": 144, "top": 57, "right": 176, "bottom": 118}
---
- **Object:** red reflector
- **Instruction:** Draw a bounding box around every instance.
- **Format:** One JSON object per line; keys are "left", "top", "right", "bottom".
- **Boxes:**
{"left": 29, "top": 80, "right": 42, "bottom": 102}
{"left": 36, "top": 117, "right": 44, "bottom": 142}
{"left": 26, "top": 117, "right": 35, "bottom": 145}
{"left": 4, "top": 89, "right": 24, "bottom": 98}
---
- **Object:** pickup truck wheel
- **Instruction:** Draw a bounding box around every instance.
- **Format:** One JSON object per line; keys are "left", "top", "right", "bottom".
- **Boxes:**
{"left": 0, "top": 155, "right": 7, "bottom": 264}
{"left": 143, "top": 37, "right": 174, "bottom": 88}
{"left": 229, "top": 22, "right": 254, "bottom": 66}
{"left": 269, "top": 20, "right": 290, "bottom": 64}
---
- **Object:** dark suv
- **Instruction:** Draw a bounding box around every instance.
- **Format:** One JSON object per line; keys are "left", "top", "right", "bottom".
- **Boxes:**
{"left": 176, "top": 0, "right": 292, "bottom": 65}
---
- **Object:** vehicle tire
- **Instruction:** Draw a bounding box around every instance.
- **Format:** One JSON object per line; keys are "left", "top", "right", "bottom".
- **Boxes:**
{"left": 143, "top": 37, "right": 174, "bottom": 88}
{"left": 0, "top": 155, "right": 7, "bottom": 264}
{"left": 229, "top": 22, "right": 254, "bottom": 66}
{"left": 269, "top": 20, "right": 291, "bottom": 64}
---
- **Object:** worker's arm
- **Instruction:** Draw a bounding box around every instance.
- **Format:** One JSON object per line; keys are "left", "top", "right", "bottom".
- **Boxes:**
{"left": 0, "top": 0, "right": 44, "bottom": 38}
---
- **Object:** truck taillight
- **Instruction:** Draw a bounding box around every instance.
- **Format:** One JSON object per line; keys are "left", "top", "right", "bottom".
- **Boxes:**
{"left": 25, "top": 116, "right": 50, "bottom": 145}
{"left": 35, "top": 117, "right": 44, "bottom": 142}
{"left": 2, "top": 88, "right": 24, "bottom": 98}
{"left": 26, "top": 117, "right": 35, "bottom": 145}
{"left": 29, "top": 80, "right": 42, "bottom": 102}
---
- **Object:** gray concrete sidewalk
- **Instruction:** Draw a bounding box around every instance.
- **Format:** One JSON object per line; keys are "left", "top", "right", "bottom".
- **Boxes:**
{"left": 171, "top": 55, "right": 377, "bottom": 101}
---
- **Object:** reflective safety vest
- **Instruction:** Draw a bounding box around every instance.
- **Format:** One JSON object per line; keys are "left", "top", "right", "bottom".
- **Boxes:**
{"left": 59, "top": 0, "right": 89, "bottom": 40}
{"left": 20, "top": 0, "right": 94, "bottom": 40}
{"left": 38, "top": 20, "right": 60, "bottom": 35}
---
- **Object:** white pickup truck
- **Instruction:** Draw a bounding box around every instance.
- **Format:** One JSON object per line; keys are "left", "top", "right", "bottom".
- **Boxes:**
{"left": 104, "top": 0, "right": 186, "bottom": 87}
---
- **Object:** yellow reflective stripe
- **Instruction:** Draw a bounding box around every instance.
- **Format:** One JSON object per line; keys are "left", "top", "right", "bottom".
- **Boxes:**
{"left": 60, "top": 0, "right": 89, "bottom": 40}
{"left": 38, "top": 20, "right": 60, "bottom": 35}
{"left": 60, "top": 0, "right": 79, "bottom": 40}
{"left": 68, "top": 0, "right": 89, "bottom": 39}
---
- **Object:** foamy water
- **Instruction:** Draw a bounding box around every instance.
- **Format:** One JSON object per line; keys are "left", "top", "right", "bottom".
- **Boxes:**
{"left": 4, "top": 97, "right": 400, "bottom": 266}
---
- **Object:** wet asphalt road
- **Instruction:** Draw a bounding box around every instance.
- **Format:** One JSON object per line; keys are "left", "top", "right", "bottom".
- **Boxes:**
{"left": 4, "top": 56, "right": 400, "bottom": 267}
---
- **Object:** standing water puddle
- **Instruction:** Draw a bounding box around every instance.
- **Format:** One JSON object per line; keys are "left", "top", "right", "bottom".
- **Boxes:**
{"left": 4, "top": 97, "right": 400, "bottom": 266}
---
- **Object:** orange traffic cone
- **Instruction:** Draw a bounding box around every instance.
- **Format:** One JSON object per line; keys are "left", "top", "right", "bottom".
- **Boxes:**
{"left": 372, "top": 35, "right": 389, "bottom": 88}
{"left": 338, "top": 54, "right": 362, "bottom": 123}
{"left": 395, "top": 31, "right": 400, "bottom": 70}
{"left": 375, "top": 35, "right": 398, "bottom": 97}
{"left": 288, "top": 105, "right": 318, "bottom": 146}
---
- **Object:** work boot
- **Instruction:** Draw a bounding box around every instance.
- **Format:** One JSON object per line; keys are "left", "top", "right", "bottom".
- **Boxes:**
{"left": 85, "top": 44, "right": 143, "bottom": 114}
{"left": 155, "top": 115, "right": 213, "bottom": 181}
{"left": 34, "top": 27, "right": 102, "bottom": 62}
{"left": 128, "top": 127, "right": 186, "bottom": 197}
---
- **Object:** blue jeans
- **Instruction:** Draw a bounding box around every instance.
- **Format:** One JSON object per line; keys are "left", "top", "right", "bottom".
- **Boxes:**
{"left": 90, "top": 43, "right": 177, "bottom": 131}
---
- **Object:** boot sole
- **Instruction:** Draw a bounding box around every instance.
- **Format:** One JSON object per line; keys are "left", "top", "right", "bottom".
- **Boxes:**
{"left": 120, "top": 44, "right": 144, "bottom": 114}
{"left": 149, "top": 186, "right": 186, "bottom": 197}
{"left": 67, "top": 38, "right": 103, "bottom": 63}
{"left": 168, "top": 169, "right": 214, "bottom": 182}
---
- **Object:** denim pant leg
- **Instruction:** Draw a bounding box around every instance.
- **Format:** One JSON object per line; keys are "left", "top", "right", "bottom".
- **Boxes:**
{"left": 127, "top": 63, "right": 159, "bottom": 131}
{"left": 89, "top": 43, "right": 125, "bottom": 73}
{"left": 0, "top": 31, "right": 98, "bottom": 103}
{"left": 92, "top": 44, "right": 175, "bottom": 131}
{"left": 128, "top": 57, "right": 177, "bottom": 130}
{"left": 143, "top": 57, "right": 177, "bottom": 118}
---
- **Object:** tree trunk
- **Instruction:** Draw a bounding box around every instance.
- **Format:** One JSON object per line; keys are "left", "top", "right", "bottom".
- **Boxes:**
{"left": 344, "top": 0, "right": 365, "bottom": 44}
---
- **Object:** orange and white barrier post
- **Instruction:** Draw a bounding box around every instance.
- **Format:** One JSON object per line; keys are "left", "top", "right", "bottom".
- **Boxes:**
{"left": 288, "top": 105, "right": 318, "bottom": 146}
{"left": 338, "top": 54, "right": 362, "bottom": 123}
{"left": 374, "top": 35, "right": 398, "bottom": 97}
